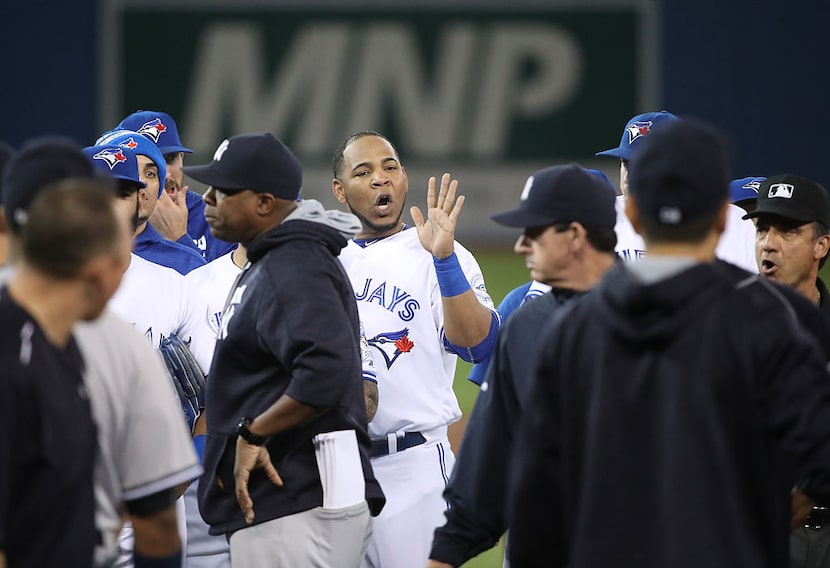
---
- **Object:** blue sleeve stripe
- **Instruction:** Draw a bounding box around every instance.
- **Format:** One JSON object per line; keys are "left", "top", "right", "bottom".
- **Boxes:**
{"left": 362, "top": 372, "right": 378, "bottom": 384}
{"left": 443, "top": 310, "right": 500, "bottom": 364}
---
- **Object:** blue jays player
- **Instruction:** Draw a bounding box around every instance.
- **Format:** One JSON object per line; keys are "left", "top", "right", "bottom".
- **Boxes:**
{"left": 332, "top": 131, "right": 499, "bottom": 568}
{"left": 117, "top": 110, "right": 236, "bottom": 263}
{"left": 596, "top": 111, "right": 758, "bottom": 272}
{"left": 95, "top": 129, "right": 206, "bottom": 274}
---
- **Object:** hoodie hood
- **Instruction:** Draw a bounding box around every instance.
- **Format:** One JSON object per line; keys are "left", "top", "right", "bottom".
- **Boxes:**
{"left": 247, "top": 199, "right": 360, "bottom": 263}
{"left": 284, "top": 199, "right": 361, "bottom": 239}
{"left": 597, "top": 260, "right": 735, "bottom": 344}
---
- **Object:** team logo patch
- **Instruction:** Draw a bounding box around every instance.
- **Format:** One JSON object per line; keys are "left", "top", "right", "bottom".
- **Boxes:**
{"left": 743, "top": 180, "right": 762, "bottom": 193}
{"left": 137, "top": 118, "right": 168, "bottom": 142}
{"left": 92, "top": 148, "right": 127, "bottom": 170}
{"left": 626, "top": 121, "right": 653, "bottom": 144}
{"left": 119, "top": 137, "right": 139, "bottom": 150}
{"left": 768, "top": 183, "right": 794, "bottom": 199}
{"left": 367, "top": 328, "right": 415, "bottom": 369}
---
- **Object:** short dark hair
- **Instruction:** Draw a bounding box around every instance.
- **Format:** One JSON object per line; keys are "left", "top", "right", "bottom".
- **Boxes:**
{"left": 332, "top": 131, "right": 400, "bottom": 178}
{"left": 550, "top": 223, "right": 618, "bottom": 255}
{"left": 815, "top": 221, "right": 830, "bottom": 269}
{"left": 636, "top": 207, "right": 722, "bottom": 244}
{"left": 22, "top": 179, "right": 120, "bottom": 279}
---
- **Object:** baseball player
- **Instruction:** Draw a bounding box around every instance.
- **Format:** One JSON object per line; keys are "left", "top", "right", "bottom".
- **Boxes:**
{"left": 0, "top": 179, "right": 128, "bottom": 568}
{"left": 2, "top": 138, "right": 202, "bottom": 567}
{"left": 95, "top": 129, "right": 206, "bottom": 274}
{"left": 117, "top": 110, "right": 235, "bottom": 262}
{"left": 331, "top": 131, "right": 499, "bottom": 568}
{"left": 84, "top": 138, "right": 217, "bottom": 565}
{"left": 596, "top": 110, "right": 759, "bottom": 272}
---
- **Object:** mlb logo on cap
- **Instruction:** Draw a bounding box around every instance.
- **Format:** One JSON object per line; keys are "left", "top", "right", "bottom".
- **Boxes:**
{"left": 768, "top": 183, "right": 794, "bottom": 199}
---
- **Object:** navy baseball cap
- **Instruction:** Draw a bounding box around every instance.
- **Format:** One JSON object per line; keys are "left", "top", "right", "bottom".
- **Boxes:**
{"left": 94, "top": 129, "right": 166, "bottom": 196}
{"left": 182, "top": 133, "right": 302, "bottom": 200}
{"left": 742, "top": 174, "right": 830, "bottom": 226}
{"left": 82, "top": 145, "right": 146, "bottom": 190}
{"left": 2, "top": 137, "right": 104, "bottom": 233}
{"left": 117, "top": 110, "right": 193, "bottom": 154}
{"left": 491, "top": 164, "right": 617, "bottom": 229}
{"left": 596, "top": 110, "right": 681, "bottom": 161}
{"left": 729, "top": 176, "right": 765, "bottom": 205}
{"left": 628, "top": 118, "right": 731, "bottom": 225}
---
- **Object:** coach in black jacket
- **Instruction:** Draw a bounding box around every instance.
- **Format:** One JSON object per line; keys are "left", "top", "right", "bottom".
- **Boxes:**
{"left": 508, "top": 119, "right": 830, "bottom": 568}
{"left": 184, "top": 133, "right": 384, "bottom": 568}
{"left": 427, "top": 164, "right": 618, "bottom": 567}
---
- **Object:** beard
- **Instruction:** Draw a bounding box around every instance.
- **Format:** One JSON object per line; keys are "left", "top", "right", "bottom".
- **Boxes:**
{"left": 345, "top": 199, "right": 405, "bottom": 236}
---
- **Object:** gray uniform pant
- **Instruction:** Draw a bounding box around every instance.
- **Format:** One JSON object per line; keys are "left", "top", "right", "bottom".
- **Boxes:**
{"left": 229, "top": 501, "right": 372, "bottom": 568}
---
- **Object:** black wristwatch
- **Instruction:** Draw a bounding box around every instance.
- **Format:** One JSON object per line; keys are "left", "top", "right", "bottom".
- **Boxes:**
{"left": 236, "top": 417, "right": 267, "bottom": 446}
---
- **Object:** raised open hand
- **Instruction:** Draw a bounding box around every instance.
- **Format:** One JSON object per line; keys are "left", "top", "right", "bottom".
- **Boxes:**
{"left": 410, "top": 173, "right": 465, "bottom": 259}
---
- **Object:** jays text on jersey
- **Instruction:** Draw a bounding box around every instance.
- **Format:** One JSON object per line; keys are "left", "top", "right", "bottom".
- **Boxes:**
{"left": 338, "top": 227, "right": 496, "bottom": 438}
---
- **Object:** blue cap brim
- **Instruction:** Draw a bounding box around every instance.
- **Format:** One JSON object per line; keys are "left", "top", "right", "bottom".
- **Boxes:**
{"left": 595, "top": 147, "right": 632, "bottom": 160}
{"left": 157, "top": 145, "right": 193, "bottom": 155}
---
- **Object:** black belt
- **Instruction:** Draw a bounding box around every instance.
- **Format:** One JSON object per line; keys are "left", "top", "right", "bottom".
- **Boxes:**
{"left": 371, "top": 432, "right": 426, "bottom": 458}
{"left": 805, "top": 506, "right": 830, "bottom": 530}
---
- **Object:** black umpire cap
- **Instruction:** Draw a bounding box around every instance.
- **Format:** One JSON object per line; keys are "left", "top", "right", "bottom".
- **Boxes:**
{"left": 742, "top": 174, "right": 830, "bottom": 227}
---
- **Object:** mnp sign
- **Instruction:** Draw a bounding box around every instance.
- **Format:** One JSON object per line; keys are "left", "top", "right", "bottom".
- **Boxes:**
{"left": 100, "top": 0, "right": 657, "bottom": 242}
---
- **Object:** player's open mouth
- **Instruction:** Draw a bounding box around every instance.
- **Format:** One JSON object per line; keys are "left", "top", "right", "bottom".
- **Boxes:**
{"left": 760, "top": 259, "right": 777, "bottom": 275}
{"left": 374, "top": 194, "right": 393, "bottom": 216}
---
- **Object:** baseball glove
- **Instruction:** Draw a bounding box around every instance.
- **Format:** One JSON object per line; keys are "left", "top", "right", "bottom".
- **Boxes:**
{"left": 160, "top": 333, "right": 206, "bottom": 432}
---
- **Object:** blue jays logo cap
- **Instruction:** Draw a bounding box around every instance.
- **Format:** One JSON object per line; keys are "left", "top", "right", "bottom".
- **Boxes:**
{"left": 94, "top": 129, "right": 166, "bottom": 197}
{"left": 82, "top": 145, "right": 146, "bottom": 190}
{"left": 629, "top": 118, "right": 731, "bottom": 225}
{"left": 596, "top": 110, "right": 681, "bottom": 161}
{"left": 742, "top": 174, "right": 830, "bottom": 226}
{"left": 729, "top": 176, "right": 765, "bottom": 205}
{"left": 182, "top": 133, "right": 302, "bottom": 200}
{"left": 117, "top": 110, "right": 192, "bottom": 155}
{"left": 491, "top": 164, "right": 617, "bottom": 229}
{"left": 2, "top": 137, "right": 113, "bottom": 233}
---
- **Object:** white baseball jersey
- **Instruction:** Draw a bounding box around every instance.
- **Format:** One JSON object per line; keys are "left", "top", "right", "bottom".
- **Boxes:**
{"left": 614, "top": 195, "right": 759, "bottom": 273}
{"left": 75, "top": 311, "right": 202, "bottom": 564}
{"left": 109, "top": 253, "right": 216, "bottom": 370}
{"left": 185, "top": 249, "right": 243, "bottom": 353}
{"left": 338, "top": 227, "right": 495, "bottom": 438}
{"left": 184, "top": 252, "right": 243, "bottom": 563}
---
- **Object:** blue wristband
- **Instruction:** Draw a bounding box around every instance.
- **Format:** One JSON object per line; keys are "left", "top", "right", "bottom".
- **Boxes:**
{"left": 193, "top": 434, "right": 206, "bottom": 464}
{"left": 434, "top": 253, "right": 471, "bottom": 298}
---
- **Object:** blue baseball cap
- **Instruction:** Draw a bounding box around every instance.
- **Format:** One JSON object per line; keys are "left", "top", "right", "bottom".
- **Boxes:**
{"left": 82, "top": 145, "right": 146, "bottom": 190}
{"left": 729, "top": 176, "right": 765, "bottom": 205}
{"left": 117, "top": 110, "right": 192, "bottom": 155}
{"left": 491, "top": 164, "right": 617, "bottom": 229}
{"left": 596, "top": 110, "right": 681, "bottom": 161}
{"left": 94, "top": 129, "right": 166, "bottom": 197}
